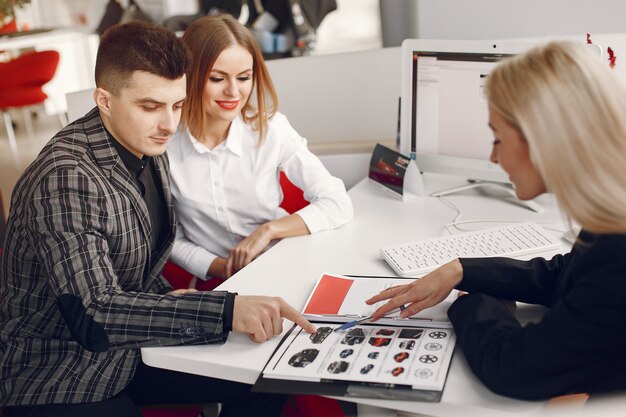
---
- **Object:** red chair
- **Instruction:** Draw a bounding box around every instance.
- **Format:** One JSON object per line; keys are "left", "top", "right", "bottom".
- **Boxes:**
{"left": 279, "top": 171, "right": 309, "bottom": 213}
{"left": 0, "top": 19, "right": 17, "bottom": 34}
{"left": 0, "top": 50, "right": 61, "bottom": 168}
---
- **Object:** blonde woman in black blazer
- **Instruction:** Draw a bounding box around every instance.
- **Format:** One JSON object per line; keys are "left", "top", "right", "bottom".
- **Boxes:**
{"left": 368, "top": 41, "right": 626, "bottom": 400}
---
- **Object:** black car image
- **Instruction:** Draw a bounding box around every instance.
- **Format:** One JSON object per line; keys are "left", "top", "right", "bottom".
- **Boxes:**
{"left": 360, "top": 364, "right": 374, "bottom": 374}
{"left": 339, "top": 348, "right": 354, "bottom": 358}
{"left": 327, "top": 360, "right": 349, "bottom": 374}
{"left": 341, "top": 328, "right": 365, "bottom": 346}
{"left": 310, "top": 327, "right": 333, "bottom": 344}
{"left": 399, "top": 340, "right": 415, "bottom": 350}
{"left": 399, "top": 329, "right": 423, "bottom": 339}
{"left": 367, "top": 352, "right": 379, "bottom": 360}
{"left": 288, "top": 349, "right": 319, "bottom": 368}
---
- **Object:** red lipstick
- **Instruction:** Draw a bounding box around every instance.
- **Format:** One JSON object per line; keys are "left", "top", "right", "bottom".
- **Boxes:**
{"left": 216, "top": 100, "right": 239, "bottom": 110}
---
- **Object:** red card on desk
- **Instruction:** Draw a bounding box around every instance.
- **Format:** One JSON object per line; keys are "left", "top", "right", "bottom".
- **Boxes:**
{"left": 303, "top": 274, "right": 354, "bottom": 315}
{"left": 301, "top": 273, "right": 453, "bottom": 328}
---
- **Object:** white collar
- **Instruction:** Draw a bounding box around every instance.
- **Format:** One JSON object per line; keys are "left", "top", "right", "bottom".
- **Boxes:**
{"left": 182, "top": 116, "right": 245, "bottom": 157}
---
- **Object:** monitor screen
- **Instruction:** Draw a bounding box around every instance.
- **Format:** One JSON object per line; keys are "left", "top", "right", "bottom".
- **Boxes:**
{"left": 400, "top": 40, "right": 537, "bottom": 184}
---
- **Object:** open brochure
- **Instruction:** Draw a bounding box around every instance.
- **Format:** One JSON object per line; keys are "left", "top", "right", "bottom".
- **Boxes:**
{"left": 302, "top": 273, "right": 455, "bottom": 328}
{"left": 253, "top": 273, "right": 457, "bottom": 402}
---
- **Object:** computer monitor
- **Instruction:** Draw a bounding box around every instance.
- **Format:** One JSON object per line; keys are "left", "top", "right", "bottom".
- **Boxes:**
{"left": 399, "top": 39, "right": 538, "bottom": 184}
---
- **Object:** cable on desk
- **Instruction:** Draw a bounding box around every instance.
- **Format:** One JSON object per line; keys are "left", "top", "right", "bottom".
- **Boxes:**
{"left": 434, "top": 195, "right": 568, "bottom": 235}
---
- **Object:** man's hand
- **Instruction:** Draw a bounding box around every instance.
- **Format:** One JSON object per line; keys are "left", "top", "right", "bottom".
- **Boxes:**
{"left": 233, "top": 295, "right": 317, "bottom": 342}
{"left": 166, "top": 288, "right": 198, "bottom": 296}
{"left": 366, "top": 259, "right": 464, "bottom": 320}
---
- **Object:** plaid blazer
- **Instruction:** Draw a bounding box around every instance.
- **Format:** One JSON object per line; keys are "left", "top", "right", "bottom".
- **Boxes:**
{"left": 0, "top": 108, "right": 230, "bottom": 406}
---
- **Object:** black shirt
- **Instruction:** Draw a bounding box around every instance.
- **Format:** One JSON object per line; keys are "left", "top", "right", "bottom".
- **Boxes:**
{"left": 110, "top": 137, "right": 169, "bottom": 268}
{"left": 110, "top": 135, "right": 234, "bottom": 331}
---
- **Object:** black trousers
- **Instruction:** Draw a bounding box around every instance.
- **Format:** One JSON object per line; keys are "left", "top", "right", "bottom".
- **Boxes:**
{"left": 3, "top": 362, "right": 286, "bottom": 417}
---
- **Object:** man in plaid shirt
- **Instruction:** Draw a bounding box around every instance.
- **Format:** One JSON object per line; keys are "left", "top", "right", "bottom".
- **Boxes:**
{"left": 0, "top": 21, "right": 314, "bottom": 417}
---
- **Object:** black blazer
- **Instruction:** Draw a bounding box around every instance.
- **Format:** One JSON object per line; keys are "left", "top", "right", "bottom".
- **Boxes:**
{"left": 0, "top": 108, "right": 231, "bottom": 406}
{"left": 449, "top": 231, "right": 626, "bottom": 400}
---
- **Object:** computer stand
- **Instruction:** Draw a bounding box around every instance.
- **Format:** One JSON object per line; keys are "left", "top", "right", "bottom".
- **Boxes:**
{"left": 430, "top": 180, "right": 544, "bottom": 213}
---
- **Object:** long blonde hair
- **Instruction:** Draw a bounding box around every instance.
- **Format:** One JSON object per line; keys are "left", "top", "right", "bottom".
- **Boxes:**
{"left": 181, "top": 14, "right": 278, "bottom": 142}
{"left": 487, "top": 41, "right": 626, "bottom": 233}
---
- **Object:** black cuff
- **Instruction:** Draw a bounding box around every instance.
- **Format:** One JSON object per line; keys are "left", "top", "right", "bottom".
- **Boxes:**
{"left": 222, "top": 292, "right": 237, "bottom": 333}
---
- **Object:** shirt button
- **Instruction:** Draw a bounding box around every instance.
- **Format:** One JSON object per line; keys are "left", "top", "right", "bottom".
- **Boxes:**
{"left": 214, "top": 181, "right": 219, "bottom": 186}
{"left": 218, "top": 207, "right": 224, "bottom": 212}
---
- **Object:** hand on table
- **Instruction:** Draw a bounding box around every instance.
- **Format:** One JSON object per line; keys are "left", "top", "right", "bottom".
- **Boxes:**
{"left": 208, "top": 257, "right": 229, "bottom": 280}
{"left": 233, "top": 295, "right": 317, "bottom": 342}
{"left": 366, "top": 259, "right": 464, "bottom": 320}
{"left": 226, "top": 224, "right": 273, "bottom": 277}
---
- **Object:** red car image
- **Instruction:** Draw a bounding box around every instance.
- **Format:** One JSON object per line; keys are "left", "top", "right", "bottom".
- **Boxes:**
{"left": 368, "top": 337, "right": 391, "bottom": 347}
{"left": 394, "top": 352, "right": 409, "bottom": 363}
{"left": 376, "top": 158, "right": 399, "bottom": 176}
{"left": 391, "top": 367, "right": 405, "bottom": 377}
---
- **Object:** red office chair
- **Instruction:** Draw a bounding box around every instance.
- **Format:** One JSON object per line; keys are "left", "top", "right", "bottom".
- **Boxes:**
{"left": 278, "top": 171, "right": 309, "bottom": 213}
{"left": 0, "top": 50, "right": 61, "bottom": 168}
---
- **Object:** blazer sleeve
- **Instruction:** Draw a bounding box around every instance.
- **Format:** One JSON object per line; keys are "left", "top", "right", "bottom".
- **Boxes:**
{"left": 449, "top": 254, "right": 626, "bottom": 399}
{"left": 458, "top": 254, "right": 569, "bottom": 306}
{"left": 29, "top": 168, "right": 232, "bottom": 352}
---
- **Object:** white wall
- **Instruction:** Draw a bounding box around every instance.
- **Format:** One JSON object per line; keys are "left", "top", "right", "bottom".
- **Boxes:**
{"left": 416, "top": 0, "right": 626, "bottom": 40}
{"left": 265, "top": 47, "right": 400, "bottom": 148}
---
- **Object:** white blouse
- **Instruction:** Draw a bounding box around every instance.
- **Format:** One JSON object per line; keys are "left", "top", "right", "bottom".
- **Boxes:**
{"left": 167, "top": 112, "right": 354, "bottom": 278}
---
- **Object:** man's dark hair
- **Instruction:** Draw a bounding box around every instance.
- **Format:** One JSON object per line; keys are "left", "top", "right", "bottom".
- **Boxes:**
{"left": 95, "top": 21, "right": 191, "bottom": 94}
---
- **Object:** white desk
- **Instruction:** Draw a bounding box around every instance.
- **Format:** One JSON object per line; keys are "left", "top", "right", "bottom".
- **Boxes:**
{"left": 142, "top": 173, "right": 572, "bottom": 417}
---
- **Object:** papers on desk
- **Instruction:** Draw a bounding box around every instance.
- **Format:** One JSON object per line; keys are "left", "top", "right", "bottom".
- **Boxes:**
{"left": 253, "top": 273, "right": 456, "bottom": 402}
{"left": 302, "top": 273, "right": 455, "bottom": 328}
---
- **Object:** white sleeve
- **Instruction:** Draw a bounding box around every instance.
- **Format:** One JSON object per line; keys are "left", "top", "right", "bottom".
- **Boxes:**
{"left": 276, "top": 115, "right": 354, "bottom": 233}
{"left": 170, "top": 226, "right": 218, "bottom": 280}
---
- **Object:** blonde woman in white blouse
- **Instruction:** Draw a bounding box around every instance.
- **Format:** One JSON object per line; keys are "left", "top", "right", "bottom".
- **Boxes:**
{"left": 168, "top": 15, "right": 353, "bottom": 281}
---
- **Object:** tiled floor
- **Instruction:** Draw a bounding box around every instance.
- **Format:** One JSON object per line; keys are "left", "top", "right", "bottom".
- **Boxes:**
{"left": 1, "top": 108, "right": 61, "bottom": 217}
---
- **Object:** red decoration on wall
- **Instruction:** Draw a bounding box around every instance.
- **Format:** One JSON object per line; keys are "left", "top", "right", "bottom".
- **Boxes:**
{"left": 586, "top": 33, "right": 617, "bottom": 69}
{"left": 608, "top": 47, "right": 616, "bottom": 68}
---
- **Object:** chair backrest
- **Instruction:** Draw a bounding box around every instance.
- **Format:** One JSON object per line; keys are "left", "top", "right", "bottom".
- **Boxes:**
{"left": 0, "top": 50, "right": 60, "bottom": 91}
{"left": 279, "top": 171, "right": 309, "bottom": 214}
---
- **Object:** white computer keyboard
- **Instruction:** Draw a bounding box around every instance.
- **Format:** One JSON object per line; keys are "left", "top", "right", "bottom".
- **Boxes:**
{"left": 380, "top": 222, "right": 561, "bottom": 277}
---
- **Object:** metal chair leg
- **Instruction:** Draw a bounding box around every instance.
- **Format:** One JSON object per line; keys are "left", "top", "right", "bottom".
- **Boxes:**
{"left": 2, "top": 110, "right": 21, "bottom": 170}
{"left": 21, "top": 107, "right": 35, "bottom": 139}
{"left": 57, "top": 111, "right": 69, "bottom": 128}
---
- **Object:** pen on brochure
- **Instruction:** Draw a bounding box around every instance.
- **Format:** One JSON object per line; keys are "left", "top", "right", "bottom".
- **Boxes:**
{"left": 333, "top": 305, "right": 407, "bottom": 333}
